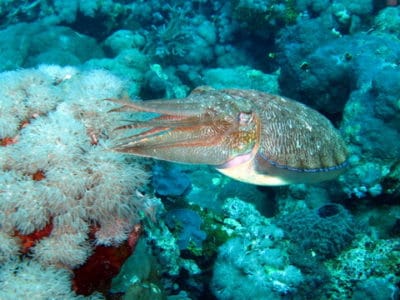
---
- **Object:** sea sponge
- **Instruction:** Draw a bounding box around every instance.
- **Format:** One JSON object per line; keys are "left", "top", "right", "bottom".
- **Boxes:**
{"left": 152, "top": 162, "right": 192, "bottom": 197}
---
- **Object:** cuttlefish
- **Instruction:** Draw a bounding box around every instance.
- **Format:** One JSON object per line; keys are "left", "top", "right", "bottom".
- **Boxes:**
{"left": 109, "top": 87, "right": 348, "bottom": 186}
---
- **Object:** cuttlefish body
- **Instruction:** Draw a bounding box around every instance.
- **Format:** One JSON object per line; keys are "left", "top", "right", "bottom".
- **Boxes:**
{"left": 109, "top": 87, "right": 348, "bottom": 186}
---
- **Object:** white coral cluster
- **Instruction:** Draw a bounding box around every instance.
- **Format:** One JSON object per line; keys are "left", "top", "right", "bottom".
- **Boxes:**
{"left": 0, "top": 65, "right": 150, "bottom": 297}
{"left": 211, "top": 198, "right": 304, "bottom": 299}
{"left": 0, "top": 260, "right": 104, "bottom": 300}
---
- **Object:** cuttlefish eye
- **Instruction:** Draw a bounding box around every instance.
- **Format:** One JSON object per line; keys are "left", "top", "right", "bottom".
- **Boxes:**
{"left": 238, "top": 112, "right": 253, "bottom": 125}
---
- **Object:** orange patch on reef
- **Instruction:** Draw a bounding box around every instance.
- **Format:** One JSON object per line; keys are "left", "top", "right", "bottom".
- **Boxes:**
{"left": 19, "top": 119, "right": 31, "bottom": 129}
{"left": 0, "top": 136, "right": 17, "bottom": 146}
{"left": 32, "top": 170, "right": 46, "bottom": 181}
{"left": 14, "top": 221, "right": 53, "bottom": 254}
{"left": 72, "top": 223, "right": 142, "bottom": 296}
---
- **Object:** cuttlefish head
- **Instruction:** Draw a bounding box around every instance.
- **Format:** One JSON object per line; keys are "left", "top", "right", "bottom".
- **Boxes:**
{"left": 108, "top": 87, "right": 348, "bottom": 186}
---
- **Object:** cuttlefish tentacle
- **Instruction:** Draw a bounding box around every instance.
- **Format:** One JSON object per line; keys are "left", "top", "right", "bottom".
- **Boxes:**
{"left": 108, "top": 87, "right": 348, "bottom": 186}
{"left": 108, "top": 98, "right": 205, "bottom": 116}
{"left": 108, "top": 92, "right": 260, "bottom": 166}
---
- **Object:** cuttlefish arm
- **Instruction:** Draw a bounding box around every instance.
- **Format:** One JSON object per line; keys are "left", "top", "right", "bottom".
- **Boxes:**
{"left": 108, "top": 88, "right": 260, "bottom": 166}
{"left": 108, "top": 87, "right": 348, "bottom": 186}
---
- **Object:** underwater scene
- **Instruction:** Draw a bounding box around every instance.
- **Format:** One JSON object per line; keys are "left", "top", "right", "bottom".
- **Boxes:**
{"left": 0, "top": 0, "right": 399, "bottom": 299}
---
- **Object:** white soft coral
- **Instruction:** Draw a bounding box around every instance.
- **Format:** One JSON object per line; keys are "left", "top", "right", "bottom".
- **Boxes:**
{"left": 0, "top": 66, "right": 150, "bottom": 272}
{"left": 0, "top": 259, "right": 103, "bottom": 299}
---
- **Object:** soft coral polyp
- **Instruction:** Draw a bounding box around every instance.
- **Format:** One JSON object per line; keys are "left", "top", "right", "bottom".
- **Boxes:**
{"left": 14, "top": 221, "right": 53, "bottom": 254}
{"left": 0, "top": 136, "right": 18, "bottom": 146}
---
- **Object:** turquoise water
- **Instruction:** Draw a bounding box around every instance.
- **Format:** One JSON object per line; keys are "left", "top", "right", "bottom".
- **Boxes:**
{"left": 0, "top": 1, "right": 399, "bottom": 299}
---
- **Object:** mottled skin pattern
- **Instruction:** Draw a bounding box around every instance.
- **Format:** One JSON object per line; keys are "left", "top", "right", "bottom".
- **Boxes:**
{"left": 109, "top": 87, "right": 348, "bottom": 185}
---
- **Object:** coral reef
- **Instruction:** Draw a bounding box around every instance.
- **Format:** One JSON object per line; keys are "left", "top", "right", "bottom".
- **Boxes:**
{"left": 165, "top": 209, "right": 207, "bottom": 251}
{"left": 211, "top": 198, "right": 304, "bottom": 299}
{"left": 325, "top": 235, "right": 400, "bottom": 299}
{"left": 202, "top": 66, "right": 279, "bottom": 93}
{"left": 0, "top": 1, "right": 400, "bottom": 299}
{"left": 0, "top": 259, "right": 103, "bottom": 300}
{"left": 152, "top": 162, "right": 192, "bottom": 197}
{"left": 278, "top": 11, "right": 400, "bottom": 199}
{"left": 375, "top": 6, "right": 400, "bottom": 38}
{"left": 352, "top": 276, "right": 399, "bottom": 300}
{"left": 73, "top": 224, "right": 142, "bottom": 296}
{"left": 0, "top": 22, "right": 103, "bottom": 72}
{"left": 276, "top": 203, "right": 355, "bottom": 259}
{"left": 0, "top": 66, "right": 153, "bottom": 297}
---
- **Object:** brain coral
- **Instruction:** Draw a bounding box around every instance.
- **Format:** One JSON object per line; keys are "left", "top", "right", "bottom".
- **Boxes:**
{"left": 276, "top": 203, "right": 355, "bottom": 259}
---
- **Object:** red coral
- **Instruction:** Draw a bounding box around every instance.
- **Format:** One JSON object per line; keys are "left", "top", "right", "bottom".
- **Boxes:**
{"left": 14, "top": 221, "right": 53, "bottom": 254}
{"left": 72, "top": 223, "right": 142, "bottom": 296}
{"left": 0, "top": 136, "right": 18, "bottom": 146}
{"left": 32, "top": 170, "right": 46, "bottom": 181}
{"left": 128, "top": 223, "right": 142, "bottom": 248}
